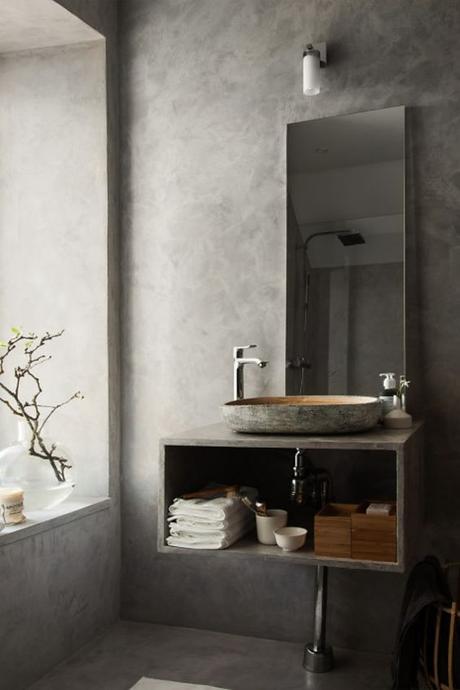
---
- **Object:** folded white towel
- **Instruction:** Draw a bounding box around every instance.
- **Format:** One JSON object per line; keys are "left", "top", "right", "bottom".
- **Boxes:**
{"left": 168, "top": 496, "right": 248, "bottom": 522}
{"left": 167, "top": 514, "right": 245, "bottom": 530}
{"left": 166, "top": 536, "right": 239, "bottom": 550}
{"left": 169, "top": 512, "right": 253, "bottom": 536}
{"left": 166, "top": 517, "right": 252, "bottom": 550}
{"left": 167, "top": 487, "right": 257, "bottom": 550}
{"left": 168, "top": 510, "right": 255, "bottom": 530}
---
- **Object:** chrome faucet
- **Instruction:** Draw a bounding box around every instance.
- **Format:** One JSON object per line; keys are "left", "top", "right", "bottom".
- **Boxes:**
{"left": 233, "top": 345, "right": 268, "bottom": 400}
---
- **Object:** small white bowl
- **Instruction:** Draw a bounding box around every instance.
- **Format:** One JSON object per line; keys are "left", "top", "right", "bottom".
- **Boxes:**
{"left": 274, "top": 526, "right": 307, "bottom": 552}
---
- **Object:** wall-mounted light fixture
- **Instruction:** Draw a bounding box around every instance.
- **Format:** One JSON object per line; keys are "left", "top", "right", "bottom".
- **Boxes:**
{"left": 303, "top": 43, "right": 327, "bottom": 96}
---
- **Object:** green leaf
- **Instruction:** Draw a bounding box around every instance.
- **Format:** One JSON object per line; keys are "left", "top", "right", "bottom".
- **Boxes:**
{"left": 0, "top": 341, "right": 6, "bottom": 347}
{"left": 11, "top": 327, "right": 21, "bottom": 335}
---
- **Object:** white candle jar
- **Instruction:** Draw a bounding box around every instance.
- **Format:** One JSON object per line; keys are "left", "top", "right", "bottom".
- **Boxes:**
{"left": 0, "top": 487, "right": 25, "bottom": 525}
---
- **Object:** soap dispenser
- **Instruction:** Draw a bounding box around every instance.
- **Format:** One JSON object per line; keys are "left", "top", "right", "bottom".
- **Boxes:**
{"left": 289, "top": 449, "right": 331, "bottom": 528}
{"left": 383, "top": 375, "right": 413, "bottom": 429}
{"left": 379, "top": 373, "right": 398, "bottom": 416}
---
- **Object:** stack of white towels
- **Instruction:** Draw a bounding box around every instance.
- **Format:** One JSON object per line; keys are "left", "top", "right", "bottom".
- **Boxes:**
{"left": 166, "top": 488, "right": 256, "bottom": 550}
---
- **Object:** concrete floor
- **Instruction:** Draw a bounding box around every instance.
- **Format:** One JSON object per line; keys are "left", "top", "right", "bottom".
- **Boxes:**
{"left": 28, "top": 621, "right": 393, "bottom": 690}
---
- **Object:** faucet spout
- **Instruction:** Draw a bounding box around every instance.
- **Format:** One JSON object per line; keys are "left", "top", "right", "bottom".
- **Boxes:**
{"left": 237, "top": 357, "right": 267, "bottom": 367}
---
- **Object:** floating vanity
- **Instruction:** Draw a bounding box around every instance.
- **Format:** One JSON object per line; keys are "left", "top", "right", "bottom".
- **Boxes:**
{"left": 158, "top": 421, "right": 423, "bottom": 573}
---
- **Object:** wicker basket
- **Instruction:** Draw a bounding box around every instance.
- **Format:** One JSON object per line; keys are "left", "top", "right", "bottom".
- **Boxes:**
{"left": 420, "top": 563, "right": 460, "bottom": 690}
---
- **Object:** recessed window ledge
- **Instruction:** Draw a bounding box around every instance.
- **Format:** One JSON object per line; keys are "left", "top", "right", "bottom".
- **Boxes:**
{"left": 0, "top": 496, "right": 111, "bottom": 546}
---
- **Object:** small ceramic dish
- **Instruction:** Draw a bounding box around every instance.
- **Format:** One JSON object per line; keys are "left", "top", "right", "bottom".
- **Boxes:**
{"left": 274, "top": 526, "right": 307, "bottom": 552}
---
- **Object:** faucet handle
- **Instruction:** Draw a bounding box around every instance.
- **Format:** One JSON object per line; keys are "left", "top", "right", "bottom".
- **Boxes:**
{"left": 233, "top": 344, "right": 257, "bottom": 359}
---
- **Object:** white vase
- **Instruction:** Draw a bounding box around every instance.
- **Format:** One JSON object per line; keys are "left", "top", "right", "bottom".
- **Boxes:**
{"left": 0, "top": 420, "right": 74, "bottom": 511}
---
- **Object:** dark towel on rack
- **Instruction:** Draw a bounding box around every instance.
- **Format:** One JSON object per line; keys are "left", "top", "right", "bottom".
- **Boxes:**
{"left": 392, "top": 556, "right": 452, "bottom": 690}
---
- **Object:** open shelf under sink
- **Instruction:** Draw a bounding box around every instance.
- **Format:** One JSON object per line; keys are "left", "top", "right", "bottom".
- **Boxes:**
{"left": 158, "top": 422, "right": 423, "bottom": 574}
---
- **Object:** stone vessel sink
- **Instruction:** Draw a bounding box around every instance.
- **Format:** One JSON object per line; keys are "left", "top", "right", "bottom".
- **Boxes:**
{"left": 221, "top": 396, "right": 381, "bottom": 435}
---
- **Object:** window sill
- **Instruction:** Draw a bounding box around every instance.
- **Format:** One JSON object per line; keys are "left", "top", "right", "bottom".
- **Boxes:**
{"left": 0, "top": 496, "right": 111, "bottom": 546}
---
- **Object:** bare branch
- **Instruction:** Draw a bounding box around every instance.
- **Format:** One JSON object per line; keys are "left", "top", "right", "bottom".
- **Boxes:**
{"left": 0, "top": 379, "right": 17, "bottom": 401}
{"left": 0, "top": 396, "right": 21, "bottom": 416}
{"left": 38, "top": 391, "right": 82, "bottom": 434}
{"left": 0, "top": 328, "right": 80, "bottom": 482}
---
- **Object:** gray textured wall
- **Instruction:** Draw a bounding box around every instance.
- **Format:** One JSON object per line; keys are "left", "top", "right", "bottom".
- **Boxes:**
{"left": 0, "top": 2, "right": 120, "bottom": 688}
{"left": 120, "top": 0, "right": 460, "bottom": 653}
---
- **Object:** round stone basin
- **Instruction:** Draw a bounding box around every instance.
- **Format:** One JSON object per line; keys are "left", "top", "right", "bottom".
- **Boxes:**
{"left": 221, "top": 395, "right": 381, "bottom": 435}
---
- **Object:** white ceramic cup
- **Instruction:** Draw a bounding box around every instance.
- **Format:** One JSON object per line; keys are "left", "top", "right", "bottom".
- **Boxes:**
{"left": 256, "top": 509, "right": 288, "bottom": 545}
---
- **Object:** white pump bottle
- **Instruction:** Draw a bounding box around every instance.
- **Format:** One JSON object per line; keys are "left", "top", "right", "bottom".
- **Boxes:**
{"left": 379, "top": 372, "right": 397, "bottom": 416}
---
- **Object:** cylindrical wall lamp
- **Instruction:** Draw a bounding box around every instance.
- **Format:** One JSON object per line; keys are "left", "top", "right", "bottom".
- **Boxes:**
{"left": 303, "top": 43, "right": 327, "bottom": 96}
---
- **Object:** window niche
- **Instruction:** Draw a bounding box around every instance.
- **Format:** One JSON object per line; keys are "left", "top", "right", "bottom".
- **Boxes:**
{"left": 0, "top": 0, "right": 109, "bottom": 517}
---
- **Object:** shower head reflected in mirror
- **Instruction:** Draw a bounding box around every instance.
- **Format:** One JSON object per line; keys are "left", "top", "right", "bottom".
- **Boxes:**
{"left": 304, "top": 229, "right": 365, "bottom": 252}
{"left": 337, "top": 232, "right": 365, "bottom": 246}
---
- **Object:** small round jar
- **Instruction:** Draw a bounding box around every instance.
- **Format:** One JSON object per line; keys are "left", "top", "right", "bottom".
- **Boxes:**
{"left": 0, "top": 487, "right": 25, "bottom": 524}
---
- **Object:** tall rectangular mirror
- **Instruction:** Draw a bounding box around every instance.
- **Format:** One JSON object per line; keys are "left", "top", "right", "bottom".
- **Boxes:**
{"left": 286, "top": 106, "right": 405, "bottom": 396}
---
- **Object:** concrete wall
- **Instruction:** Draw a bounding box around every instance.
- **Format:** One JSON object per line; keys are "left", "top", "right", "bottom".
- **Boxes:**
{"left": 120, "top": 0, "right": 460, "bottom": 654}
{"left": 0, "top": 2, "right": 120, "bottom": 688}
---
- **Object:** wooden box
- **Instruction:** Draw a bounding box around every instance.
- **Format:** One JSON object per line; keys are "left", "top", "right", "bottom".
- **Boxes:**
{"left": 314, "top": 503, "right": 361, "bottom": 558}
{"left": 351, "top": 503, "right": 397, "bottom": 563}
